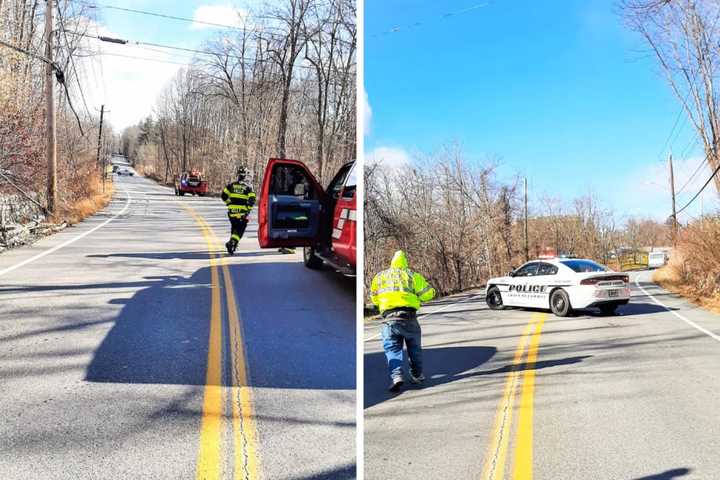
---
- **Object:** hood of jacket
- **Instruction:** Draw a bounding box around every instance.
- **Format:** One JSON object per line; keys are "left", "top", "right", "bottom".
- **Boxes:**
{"left": 390, "top": 250, "right": 409, "bottom": 269}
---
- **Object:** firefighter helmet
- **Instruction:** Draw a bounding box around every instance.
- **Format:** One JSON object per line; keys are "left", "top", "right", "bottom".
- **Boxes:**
{"left": 236, "top": 166, "right": 248, "bottom": 181}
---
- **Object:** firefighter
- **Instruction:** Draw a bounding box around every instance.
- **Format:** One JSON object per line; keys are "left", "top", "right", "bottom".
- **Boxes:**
{"left": 370, "top": 250, "right": 436, "bottom": 393}
{"left": 221, "top": 166, "right": 256, "bottom": 255}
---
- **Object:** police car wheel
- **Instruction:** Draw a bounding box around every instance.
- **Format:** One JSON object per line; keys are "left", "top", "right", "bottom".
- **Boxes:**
{"left": 550, "top": 289, "right": 572, "bottom": 317}
{"left": 303, "top": 246, "right": 323, "bottom": 270}
{"left": 486, "top": 286, "right": 504, "bottom": 310}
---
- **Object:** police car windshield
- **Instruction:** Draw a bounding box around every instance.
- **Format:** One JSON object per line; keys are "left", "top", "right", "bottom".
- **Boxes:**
{"left": 560, "top": 260, "right": 607, "bottom": 273}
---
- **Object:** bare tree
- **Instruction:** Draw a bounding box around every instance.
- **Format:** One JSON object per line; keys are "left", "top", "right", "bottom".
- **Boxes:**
{"left": 624, "top": 0, "right": 720, "bottom": 194}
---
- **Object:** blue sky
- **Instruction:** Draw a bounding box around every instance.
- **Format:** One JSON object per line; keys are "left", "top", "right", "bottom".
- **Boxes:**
{"left": 365, "top": 0, "right": 716, "bottom": 222}
{"left": 76, "top": 1, "right": 255, "bottom": 130}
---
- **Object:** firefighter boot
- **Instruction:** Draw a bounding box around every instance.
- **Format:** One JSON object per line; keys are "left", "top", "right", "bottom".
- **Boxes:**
{"left": 226, "top": 240, "right": 237, "bottom": 255}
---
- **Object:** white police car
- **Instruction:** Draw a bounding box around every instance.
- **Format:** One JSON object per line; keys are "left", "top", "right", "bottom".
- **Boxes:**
{"left": 485, "top": 258, "right": 630, "bottom": 317}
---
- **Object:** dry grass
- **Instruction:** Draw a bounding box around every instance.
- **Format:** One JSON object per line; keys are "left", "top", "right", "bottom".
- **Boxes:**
{"left": 55, "top": 177, "right": 114, "bottom": 225}
{"left": 652, "top": 216, "right": 720, "bottom": 315}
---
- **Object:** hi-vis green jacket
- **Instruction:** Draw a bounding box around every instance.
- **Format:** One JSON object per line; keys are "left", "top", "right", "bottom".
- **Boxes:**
{"left": 221, "top": 181, "right": 256, "bottom": 218}
{"left": 370, "top": 251, "right": 436, "bottom": 314}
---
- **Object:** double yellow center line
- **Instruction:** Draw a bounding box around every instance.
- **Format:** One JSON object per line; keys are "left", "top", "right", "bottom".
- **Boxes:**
{"left": 482, "top": 312, "right": 547, "bottom": 480}
{"left": 183, "top": 205, "right": 260, "bottom": 480}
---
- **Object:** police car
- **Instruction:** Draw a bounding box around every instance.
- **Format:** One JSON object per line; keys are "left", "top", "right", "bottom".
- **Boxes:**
{"left": 485, "top": 258, "right": 631, "bottom": 316}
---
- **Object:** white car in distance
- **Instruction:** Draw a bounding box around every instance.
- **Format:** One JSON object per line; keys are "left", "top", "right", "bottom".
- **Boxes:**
{"left": 485, "top": 258, "right": 631, "bottom": 317}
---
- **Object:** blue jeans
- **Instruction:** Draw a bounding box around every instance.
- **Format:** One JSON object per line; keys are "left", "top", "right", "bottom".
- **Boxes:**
{"left": 381, "top": 317, "right": 423, "bottom": 381}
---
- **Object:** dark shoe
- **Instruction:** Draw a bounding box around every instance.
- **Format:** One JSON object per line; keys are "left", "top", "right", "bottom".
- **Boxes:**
{"left": 409, "top": 372, "right": 425, "bottom": 384}
{"left": 388, "top": 377, "right": 404, "bottom": 393}
{"left": 225, "top": 241, "right": 233, "bottom": 255}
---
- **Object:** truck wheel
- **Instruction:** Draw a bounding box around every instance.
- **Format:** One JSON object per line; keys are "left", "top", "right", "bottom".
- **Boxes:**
{"left": 486, "top": 286, "right": 504, "bottom": 310}
{"left": 550, "top": 289, "right": 572, "bottom": 317}
{"left": 303, "top": 246, "right": 323, "bottom": 270}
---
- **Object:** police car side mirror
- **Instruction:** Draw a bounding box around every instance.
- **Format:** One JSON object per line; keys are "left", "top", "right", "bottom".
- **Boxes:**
{"left": 507, "top": 270, "right": 515, "bottom": 277}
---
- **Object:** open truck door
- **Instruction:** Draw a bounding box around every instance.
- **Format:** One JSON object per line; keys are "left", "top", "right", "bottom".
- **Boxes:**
{"left": 258, "top": 158, "right": 327, "bottom": 248}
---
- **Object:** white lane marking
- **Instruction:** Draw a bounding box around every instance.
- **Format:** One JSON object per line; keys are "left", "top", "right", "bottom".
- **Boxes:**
{"left": 635, "top": 274, "right": 720, "bottom": 343}
{"left": 0, "top": 189, "right": 132, "bottom": 278}
{"left": 363, "top": 292, "right": 484, "bottom": 342}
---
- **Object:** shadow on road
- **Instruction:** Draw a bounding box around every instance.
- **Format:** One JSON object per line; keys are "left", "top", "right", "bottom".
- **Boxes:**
{"left": 581, "top": 302, "right": 676, "bottom": 317}
{"left": 287, "top": 464, "right": 356, "bottom": 480}
{"left": 86, "top": 250, "right": 281, "bottom": 261}
{"left": 632, "top": 468, "right": 691, "bottom": 480}
{"left": 364, "top": 346, "right": 496, "bottom": 408}
{"left": 365, "top": 347, "right": 592, "bottom": 408}
{"left": 86, "top": 261, "right": 355, "bottom": 390}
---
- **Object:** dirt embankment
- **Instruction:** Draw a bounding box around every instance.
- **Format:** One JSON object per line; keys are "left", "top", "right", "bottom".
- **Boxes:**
{"left": 652, "top": 216, "right": 720, "bottom": 315}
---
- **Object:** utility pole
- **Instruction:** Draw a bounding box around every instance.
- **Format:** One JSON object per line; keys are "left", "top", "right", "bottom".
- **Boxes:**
{"left": 45, "top": 0, "right": 57, "bottom": 214}
{"left": 524, "top": 177, "right": 529, "bottom": 262}
{"left": 96, "top": 105, "right": 105, "bottom": 192}
{"left": 669, "top": 152, "right": 678, "bottom": 245}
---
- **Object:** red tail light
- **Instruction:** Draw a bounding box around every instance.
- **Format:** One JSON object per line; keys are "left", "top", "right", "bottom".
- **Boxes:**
{"left": 581, "top": 275, "right": 629, "bottom": 285}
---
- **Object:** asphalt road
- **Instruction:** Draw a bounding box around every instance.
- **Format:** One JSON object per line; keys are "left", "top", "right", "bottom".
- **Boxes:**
{"left": 0, "top": 162, "right": 355, "bottom": 480}
{"left": 364, "top": 270, "right": 720, "bottom": 479}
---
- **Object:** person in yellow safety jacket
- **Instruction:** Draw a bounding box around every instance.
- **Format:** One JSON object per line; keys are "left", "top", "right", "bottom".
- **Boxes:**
{"left": 370, "top": 250, "right": 436, "bottom": 393}
{"left": 221, "top": 166, "right": 256, "bottom": 255}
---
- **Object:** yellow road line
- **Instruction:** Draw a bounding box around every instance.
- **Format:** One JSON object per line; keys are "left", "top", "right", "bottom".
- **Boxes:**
{"left": 186, "top": 205, "right": 260, "bottom": 480}
{"left": 190, "top": 207, "right": 224, "bottom": 480}
{"left": 481, "top": 315, "right": 538, "bottom": 480}
{"left": 222, "top": 263, "right": 260, "bottom": 480}
{"left": 511, "top": 313, "right": 547, "bottom": 480}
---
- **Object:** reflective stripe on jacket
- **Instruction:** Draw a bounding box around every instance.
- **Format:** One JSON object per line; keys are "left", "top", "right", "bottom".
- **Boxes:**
{"left": 370, "top": 251, "right": 435, "bottom": 314}
{"left": 221, "top": 181, "right": 256, "bottom": 217}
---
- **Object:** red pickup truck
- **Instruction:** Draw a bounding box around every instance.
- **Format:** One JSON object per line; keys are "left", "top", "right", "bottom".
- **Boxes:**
{"left": 257, "top": 158, "right": 356, "bottom": 276}
{"left": 175, "top": 171, "right": 208, "bottom": 196}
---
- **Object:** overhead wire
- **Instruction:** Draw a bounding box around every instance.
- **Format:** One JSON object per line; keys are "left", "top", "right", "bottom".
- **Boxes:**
{"left": 67, "top": 0, "right": 289, "bottom": 36}
{"left": 65, "top": 30, "right": 321, "bottom": 72}
{"left": 0, "top": 36, "right": 84, "bottom": 135}
{"left": 56, "top": 2, "right": 93, "bottom": 121}
{"left": 77, "top": 51, "right": 191, "bottom": 66}
{"left": 675, "top": 158, "right": 720, "bottom": 215}
{"left": 676, "top": 148, "right": 707, "bottom": 196}
{"left": 370, "top": 2, "right": 490, "bottom": 38}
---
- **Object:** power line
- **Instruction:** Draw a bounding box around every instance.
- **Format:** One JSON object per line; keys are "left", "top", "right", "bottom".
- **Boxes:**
{"left": 370, "top": 2, "right": 490, "bottom": 38}
{"left": 676, "top": 153, "right": 707, "bottom": 195}
{"left": 676, "top": 157, "right": 720, "bottom": 215}
{"left": 656, "top": 100, "right": 686, "bottom": 161}
{"left": 0, "top": 37, "right": 84, "bottom": 134}
{"left": 66, "top": 30, "right": 322, "bottom": 72}
{"left": 78, "top": 51, "right": 191, "bottom": 66}
{"left": 56, "top": 3, "right": 93, "bottom": 121}
{"left": 68, "top": 0, "right": 288, "bottom": 34}
{"left": 0, "top": 38, "right": 56, "bottom": 67}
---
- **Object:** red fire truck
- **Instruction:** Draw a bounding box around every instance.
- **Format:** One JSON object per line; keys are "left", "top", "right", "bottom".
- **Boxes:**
{"left": 175, "top": 170, "right": 209, "bottom": 196}
{"left": 258, "top": 158, "right": 356, "bottom": 276}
